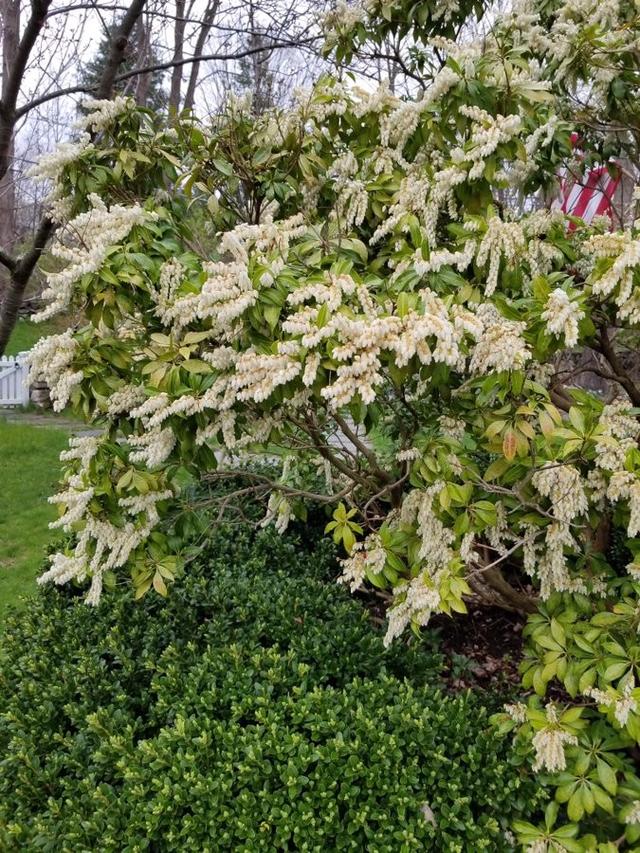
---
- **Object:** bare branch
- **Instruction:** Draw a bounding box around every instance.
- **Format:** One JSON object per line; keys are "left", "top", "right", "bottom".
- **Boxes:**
{"left": 597, "top": 325, "right": 640, "bottom": 407}
{"left": 95, "top": 0, "right": 147, "bottom": 99}
{"left": 168, "top": 0, "right": 187, "bottom": 112}
{"left": 15, "top": 36, "right": 320, "bottom": 120}
{"left": 332, "top": 411, "right": 394, "bottom": 485}
{"left": 0, "top": 246, "right": 17, "bottom": 273}
{"left": 0, "top": 0, "right": 152, "bottom": 355}
{"left": 0, "top": 216, "right": 53, "bottom": 354}
{"left": 183, "top": 0, "right": 220, "bottom": 112}
{"left": 1, "top": 0, "right": 53, "bottom": 181}
{"left": 201, "top": 468, "right": 353, "bottom": 504}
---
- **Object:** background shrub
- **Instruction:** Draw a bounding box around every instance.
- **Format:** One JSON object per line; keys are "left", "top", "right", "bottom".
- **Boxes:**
{"left": 0, "top": 525, "right": 539, "bottom": 851}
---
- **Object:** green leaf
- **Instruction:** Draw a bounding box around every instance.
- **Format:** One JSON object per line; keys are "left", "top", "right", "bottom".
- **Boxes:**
{"left": 596, "top": 758, "right": 618, "bottom": 795}
{"left": 568, "top": 407, "right": 585, "bottom": 433}
{"left": 252, "top": 146, "right": 272, "bottom": 166}
{"left": 264, "top": 304, "right": 281, "bottom": 330}
{"left": 182, "top": 359, "right": 212, "bottom": 375}
{"left": 342, "top": 526, "right": 356, "bottom": 553}
{"left": 550, "top": 618, "right": 566, "bottom": 646}
{"left": 567, "top": 790, "right": 584, "bottom": 822}
{"left": 604, "top": 661, "right": 629, "bottom": 681}
{"left": 153, "top": 572, "right": 168, "bottom": 597}
{"left": 212, "top": 158, "right": 234, "bottom": 176}
{"left": 484, "top": 457, "right": 510, "bottom": 481}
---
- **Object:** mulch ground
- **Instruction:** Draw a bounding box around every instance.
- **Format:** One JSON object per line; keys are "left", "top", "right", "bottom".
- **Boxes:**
{"left": 431, "top": 605, "right": 525, "bottom": 693}
{"left": 360, "top": 586, "right": 527, "bottom": 694}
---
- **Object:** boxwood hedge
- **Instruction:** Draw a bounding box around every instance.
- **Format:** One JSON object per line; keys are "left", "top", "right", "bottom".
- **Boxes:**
{"left": 0, "top": 525, "right": 539, "bottom": 851}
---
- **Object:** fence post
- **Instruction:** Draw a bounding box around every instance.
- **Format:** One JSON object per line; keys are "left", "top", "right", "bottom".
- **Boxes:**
{"left": 0, "top": 351, "right": 30, "bottom": 407}
{"left": 17, "top": 352, "right": 30, "bottom": 406}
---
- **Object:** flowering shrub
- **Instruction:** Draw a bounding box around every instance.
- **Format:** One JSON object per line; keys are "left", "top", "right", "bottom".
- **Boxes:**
{"left": 24, "top": 0, "right": 640, "bottom": 845}
{"left": 0, "top": 524, "right": 536, "bottom": 850}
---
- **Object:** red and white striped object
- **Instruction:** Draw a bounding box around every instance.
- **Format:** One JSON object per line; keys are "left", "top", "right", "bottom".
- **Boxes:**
{"left": 554, "top": 163, "right": 621, "bottom": 229}
{"left": 552, "top": 134, "right": 621, "bottom": 228}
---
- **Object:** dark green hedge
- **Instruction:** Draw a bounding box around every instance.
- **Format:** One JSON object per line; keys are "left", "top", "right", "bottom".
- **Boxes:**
{"left": 0, "top": 526, "right": 538, "bottom": 851}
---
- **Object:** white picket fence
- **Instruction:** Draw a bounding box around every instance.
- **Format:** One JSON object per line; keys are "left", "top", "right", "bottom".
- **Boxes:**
{"left": 0, "top": 352, "right": 30, "bottom": 407}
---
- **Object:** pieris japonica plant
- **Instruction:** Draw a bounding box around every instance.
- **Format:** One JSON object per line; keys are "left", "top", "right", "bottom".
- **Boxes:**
{"left": 26, "top": 0, "right": 640, "bottom": 846}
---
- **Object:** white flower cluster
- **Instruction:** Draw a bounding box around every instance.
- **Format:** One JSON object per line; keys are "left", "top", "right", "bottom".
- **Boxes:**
{"left": 383, "top": 485, "right": 454, "bottom": 644}
{"left": 35, "top": 194, "right": 150, "bottom": 321}
{"left": 322, "top": 0, "right": 366, "bottom": 36}
{"left": 48, "top": 477, "right": 95, "bottom": 531}
{"left": 59, "top": 435, "right": 100, "bottom": 468}
{"left": 151, "top": 259, "right": 185, "bottom": 325}
{"left": 162, "top": 214, "right": 306, "bottom": 336}
{"left": 396, "top": 447, "right": 421, "bottom": 462}
{"left": 541, "top": 288, "right": 584, "bottom": 348}
{"left": 504, "top": 702, "right": 528, "bottom": 724}
{"left": 438, "top": 416, "right": 466, "bottom": 442}
{"left": 283, "top": 272, "right": 481, "bottom": 409}
{"left": 593, "top": 402, "right": 640, "bottom": 543}
{"left": 335, "top": 178, "right": 369, "bottom": 228}
{"left": 384, "top": 570, "right": 442, "bottom": 647}
{"left": 339, "top": 533, "right": 386, "bottom": 592}
{"left": 485, "top": 501, "right": 513, "bottom": 557}
{"left": 370, "top": 94, "right": 535, "bottom": 250}
{"left": 595, "top": 401, "right": 640, "bottom": 473}
{"left": 27, "top": 330, "right": 83, "bottom": 411}
{"left": 475, "top": 217, "right": 526, "bottom": 297}
{"left": 412, "top": 241, "right": 475, "bottom": 278}
{"left": 221, "top": 214, "right": 307, "bottom": 264}
{"left": 585, "top": 231, "right": 640, "bottom": 325}
{"left": 413, "top": 484, "right": 455, "bottom": 569}
{"left": 459, "top": 531, "right": 478, "bottom": 565}
{"left": 586, "top": 682, "right": 638, "bottom": 727}
{"left": 103, "top": 384, "right": 147, "bottom": 416}
{"left": 27, "top": 133, "right": 93, "bottom": 183}
{"left": 532, "top": 464, "right": 588, "bottom": 598}
{"left": 180, "top": 259, "right": 256, "bottom": 334}
{"left": 410, "top": 208, "right": 562, "bottom": 301}
{"left": 505, "top": 116, "right": 558, "bottom": 186}
{"left": 261, "top": 491, "right": 293, "bottom": 534}
{"left": 77, "top": 96, "right": 133, "bottom": 133}
{"left": 38, "top": 488, "right": 173, "bottom": 606}
{"left": 522, "top": 210, "right": 565, "bottom": 277}
{"left": 501, "top": 0, "right": 626, "bottom": 90}
{"left": 295, "top": 79, "right": 350, "bottom": 125}
{"left": 533, "top": 464, "right": 588, "bottom": 523}
{"left": 432, "top": 0, "right": 460, "bottom": 22}
{"left": 452, "top": 107, "right": 522, "bottom": 181}
{"left": 27, "top": 133, "right": 94, "bottom": 224}
{"left": 232, "top": 351, "right": 301, "bottom": 403}
{"left": 37, "top": 422, "right": 174, "bottom": 606}
{"left": 129, "top": 427, "right": 176, "bottom": 468}
{"left": 626, "top": 801, "right": 640, "bottom": 826}
{"left": 469, "top": 304, "right": 531, "bottom": 374}
{"left": 380, "top": 66, "right": 460, "bottom": 157}
{"left": 427, "top": 35, "right": 481, "bottom": 72}
{"left": 531, "top": 704, "right": 578, "bottom": 773}
{"left": 48, "top": 436, "right": 101, "bottom": 532}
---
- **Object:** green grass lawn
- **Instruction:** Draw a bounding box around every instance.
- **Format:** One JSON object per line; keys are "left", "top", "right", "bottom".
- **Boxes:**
{"left": 4, "top": 318, "right": 58, "bottom": 356}
{"left": 0, "top": 419, "right": 68, "bottom": 620}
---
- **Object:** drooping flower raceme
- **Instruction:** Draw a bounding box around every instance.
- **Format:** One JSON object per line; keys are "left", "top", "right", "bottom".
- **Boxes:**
{"left": 541, "top": 288, "right": 584, "bottom": 347}
{"left": 531, "top": 704, "right": 578, "bottom": 773}
{"left": 35, "top": 194, "right": 151, "bottom": 322}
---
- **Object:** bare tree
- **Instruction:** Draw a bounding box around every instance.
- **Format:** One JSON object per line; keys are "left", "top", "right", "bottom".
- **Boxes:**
{"left": 0, "top": 0, "right": 18, "bottom": 294}
{"left": 182, "top": 0, "right": 219, "bottom": 111}
{"left": 0, "top": 0, "right": 147, "bottom": 354}
{"left": 168, "top": 0, "right": 186, "bottom": 111}
{"left": 0, "top": 0, "right": 324, "bottom": 355}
